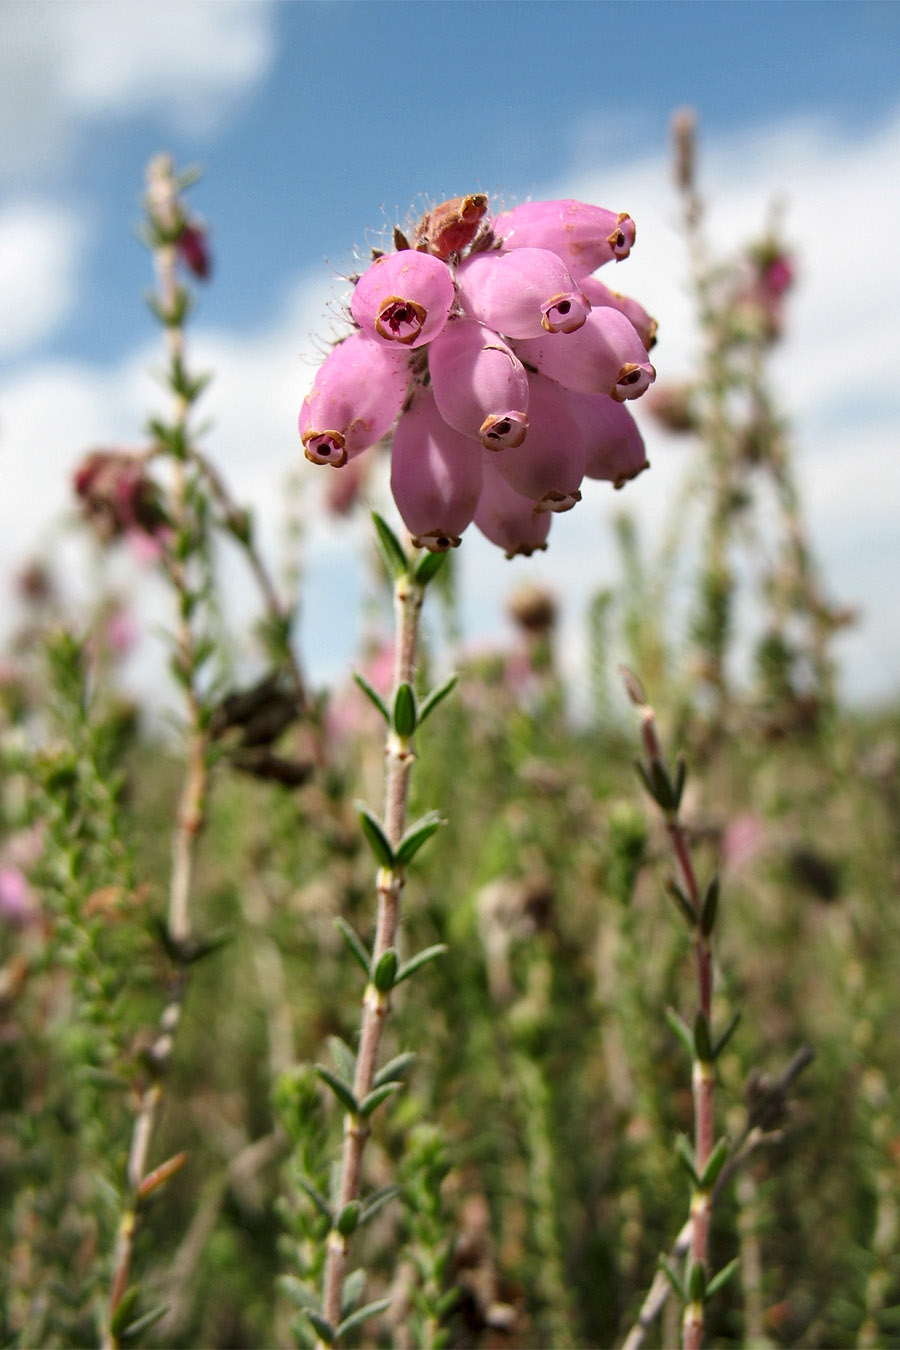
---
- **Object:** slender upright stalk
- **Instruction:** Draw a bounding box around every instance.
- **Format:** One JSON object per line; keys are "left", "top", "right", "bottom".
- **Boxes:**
{"left": 319, "top": 567, "right": 425, "bottom": 1336}
{"left": 105, "top": 156, "right": 210, "bottom": 1348}
{"left": 625, "top": 669, "right": 724, "bottom": 1350}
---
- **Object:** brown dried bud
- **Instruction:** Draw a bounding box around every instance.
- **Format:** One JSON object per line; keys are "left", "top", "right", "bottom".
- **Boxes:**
{"left": 506, "top": 583, "right": 557, "bottom": 634}
{"left": 416, "top": 194, "right": 489, "bottom": 259}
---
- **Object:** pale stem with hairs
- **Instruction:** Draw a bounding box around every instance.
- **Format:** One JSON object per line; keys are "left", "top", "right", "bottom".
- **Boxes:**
{"left": 105, "top": 155, "right": 210, "bottom": 1348}
{"left": 319, "top": 554, "right": 427, "bottom": 1337}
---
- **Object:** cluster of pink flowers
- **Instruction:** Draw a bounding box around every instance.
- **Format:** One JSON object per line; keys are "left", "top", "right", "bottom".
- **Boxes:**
{"left": 299, "top": 195, "right": 657, "bottom": 555}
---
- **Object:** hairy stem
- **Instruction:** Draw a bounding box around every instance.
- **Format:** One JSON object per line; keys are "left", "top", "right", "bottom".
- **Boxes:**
{"left": 105, "top": 156, "right": 210, "bottom": 1348}
{"left": 319, "top": 570, "right": 424, "bottom": 1337}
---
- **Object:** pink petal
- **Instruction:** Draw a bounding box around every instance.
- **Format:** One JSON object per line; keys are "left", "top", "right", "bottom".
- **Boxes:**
{"left": 427, "top": 318, "right": 529, "bottom": 450}
{"left": 474, "top": 454, "right": 552, "bottom": 558}
{"left": 350, "top": 250, "right": 455, "bottom": 348}
{"left": 580, "top": 276, "right": 658, "bottom": 350}
{"left": 456, "top": 247, "right": 590, "bottom": 338}
{"left": 299, "top": 332, "right": 410, "bottom": 467}
{"left": 494, "top": 199, "right": 636, "bottom": 277}
{"left": 514, "top": 307, "right": 656, "bottom": 401}
{"left": 390, "top": 389, "right": 483, "bottom": 551}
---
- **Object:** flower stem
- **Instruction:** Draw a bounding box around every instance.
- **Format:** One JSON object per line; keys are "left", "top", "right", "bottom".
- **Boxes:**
{"left": 319, "top": 567, "right": 425, "bottom": 1337}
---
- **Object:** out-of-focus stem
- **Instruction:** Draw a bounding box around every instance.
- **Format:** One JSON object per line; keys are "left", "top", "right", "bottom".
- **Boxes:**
{"left": 319, "top": 569, "right": 424, "bottom": 1338}
{"left": 633, "top": 688, "right": 716, "bottom": 1350}
{"left": 105, "top": 156, "right": 209, "bottom": 1349}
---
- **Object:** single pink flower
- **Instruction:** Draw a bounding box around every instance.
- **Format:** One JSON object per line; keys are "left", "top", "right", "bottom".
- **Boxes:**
{"left": 427, "top": 318, "right": 529, "bottom": 450}
{"left": 455, "top": 247, "right": 590, "bottom": 338}
{"left": 578, "top": 394, "right": 650, "bottom": 487}
{"left": 474, "top": 454, "right": 551, "bottom": 558}
{"left": 514, "top": 307, "right": 656, "bottom": 401}
{"left": 492, "top": 372, "right": 586, "bottom": 512}
{"left": 176, "top": 221, "right": 211, "bottom": 280}
{"left": 391, "top": 389, "right": 483, "bottom": 551}
{"left": 350, "top": 250, "right": 455, "bottom": 348}
{"left": 494, "top": 199, "right": 636, "bottom": 276}
{"left": 299, "top": 332, "right": 410, "bottom": 466}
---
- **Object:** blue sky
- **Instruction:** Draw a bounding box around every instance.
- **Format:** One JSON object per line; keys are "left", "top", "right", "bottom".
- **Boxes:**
{"left": 2, "top": 0, "right": 900, "bottom": 705}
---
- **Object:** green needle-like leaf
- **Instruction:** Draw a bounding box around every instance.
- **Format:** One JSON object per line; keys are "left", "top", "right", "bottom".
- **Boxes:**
{"left": 371, "top": 510, "right": 408, "bottom": 580}
{"left": 336, "top": 1299, "right": 392, "bottom": 1341}
{"left": 392, "top": 682, "right": 417, "bottom": 737}
{"left": 414, "top": 550, "right": 447, "bottom": 585}
{"left": 674, "top": 1133, "right": 700, "bottom": 1187}
{"left": 372, "top": 949, "right": 398, "bottom": 993}
{"left": 334, "top": 917, "right": 371, "bottom": 978}
{"left": 700, "top": 875, "right": 720, "bottom": 935}
{"left": 358, "top": 1081, "right": 402, "bottom": 1117}
{"left": 356, "top": 804, "right": 395, "bottom": 869}
{"left": 694, "top": 1011, "right": 714, "bottom": 1064}
{"left": 314, "top": 1065, "right": 358, "bottom": 1115}
{"left": 706, "top": 1257, "right": 740, "bottom": 1299}
{"left": 418, "top": 674, "right": 458, "bottom": 725}
{"left": 394, "top": 944, "right": 449, "bottom": 985}
{"left": 303, "top": 1309, "right": 335, "bottom": 1345}
{"left": 373, "top": 1052, "right": 417, "bottom": 1089}
{"left": 296, "top": 1176, "right": 332, "bottom": 1222}
{"left": 359, "top": 1184, "right": 401, "bottom": 1225}
{"left": 395, "top": 812, "right": 444, "bottom": 865}
{"left": 712, "top": 1009, "right": 741, "bottom": 1059}
{"left": 352, "top": 672, "right": 389, "bottom": 722}
{"left": 700, "top": 1136, "right": 729, "bottom": 1190}
{"left": 329, "top": 1036, "right": 357, "bottom": 1086}
{"left": 658, "top": 1256, "right": 687, "bottom": 1302}
{"left": 665, "top": 1006, "right": 695, "bottom": 1059}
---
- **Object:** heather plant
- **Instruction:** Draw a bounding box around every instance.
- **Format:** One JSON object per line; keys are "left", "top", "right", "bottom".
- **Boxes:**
{"left": 2, "top": 131, "right": 900, "bottom": 1350}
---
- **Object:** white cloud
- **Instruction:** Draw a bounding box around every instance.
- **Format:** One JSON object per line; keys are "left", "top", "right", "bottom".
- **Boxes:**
{"left": 0, "top": 0, "right": 276, "bottom": 177}
{"left": 0, "top": 202, "right": 86, "bottom": 355}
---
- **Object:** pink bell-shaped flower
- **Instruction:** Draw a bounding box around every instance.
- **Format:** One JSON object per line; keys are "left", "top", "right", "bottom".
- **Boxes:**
{"left": 427, "top": 318, "right": 529, "bottom": 450}
{"left": 474, "top": 454, "right": 552, "bottom": 558}
{"left": 390, "top": 388, "right": 483, "bottom": 551}
{"left": 351, "top": 249, "right": 455, "bottom": 348}
{"left": 455, "top": 247, "right": 590, "bottom": 338}
{"left": 577, "top": 394, "right": 650, "bottom": 487}
{"left": 492, "top": 372, "right": 586, "bottom": 512}
{"left": 514, "top": 307, "right": 656, "bottom": 401}
{"left": 580, "top": 276, "right": 658, "bottom": 351}
{"left": 299, "top": 332, "right": 410, "bottom": 466}
{"left": 494, "top": 199, "right": 636, "bottom": 276}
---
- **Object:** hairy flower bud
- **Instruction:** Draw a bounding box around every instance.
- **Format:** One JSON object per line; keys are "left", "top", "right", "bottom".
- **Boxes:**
{"left": 494, "top": 199, "right": 636, "bottom": 276}
{"left": 456, "top": 247, "right": 590, "bottom": 338}
{"left": 580, "top": 276, "right": 658, "bottom": 350}
{"left": 474, "top": 454, "right": 552, "bottom": 557}
{"left": 492, "top": 372, "right": 586, "bottom": 512}
{"left": 427, "top": 318, "right": 529, "bottom": 450}
{"left": 299, "top": 332, "right": 410, "bottom": 466}
{"left": 351, "top": 250, "right": 455, "bottom": 347}
{"left": 415, "top": 193, "right": 489, "bottom": 258}
{"left": 515, "top": 307, "right": 656, "bottom": 401}
{"left": 391, "top": 389, "right": 483, "bottom": 551}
